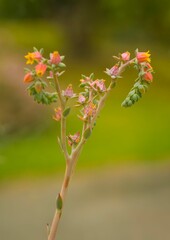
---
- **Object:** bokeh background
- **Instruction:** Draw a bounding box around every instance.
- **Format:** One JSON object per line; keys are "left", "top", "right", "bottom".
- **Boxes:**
{"left": 0, "top": 0, "right": 170, "bottom": 239}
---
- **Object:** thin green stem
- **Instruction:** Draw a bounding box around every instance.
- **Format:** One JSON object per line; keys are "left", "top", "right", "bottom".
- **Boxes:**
{"left": 53, "top": 73, "right": 69, "bottom": 160}
{"left": 53, "top": 73, "right": 65, "bottom": 109}
{"left": 48, "top": 161, "right": 73, "bottom": 240}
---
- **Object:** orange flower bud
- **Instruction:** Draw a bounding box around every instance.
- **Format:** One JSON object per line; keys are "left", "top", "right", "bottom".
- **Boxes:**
{"left": 35, "top": 63, "right": 47, "bottom": 76}
{"left": 136, "top": 51, "right": 151, "bottom": 63}
{"left": 143, "top": 71, "right": 153, "bottom": 82}
{"left": 23, "top": 72, "right": 34, "bottom": 83}
{"left": 145, "top": 63, "right": 152, "bottom": 70}
{"left": 53, "top": 107, "right": 62, "bottom": 121}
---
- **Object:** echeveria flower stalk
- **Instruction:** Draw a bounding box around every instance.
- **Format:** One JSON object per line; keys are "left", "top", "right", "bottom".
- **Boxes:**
{"left": 23, "top": 48, "right": 154, "bottom": 240}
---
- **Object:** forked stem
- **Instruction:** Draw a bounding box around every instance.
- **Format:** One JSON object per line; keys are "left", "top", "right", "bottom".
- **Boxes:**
{"left": 48, "top": 59, "right": 134, "bottom": 240}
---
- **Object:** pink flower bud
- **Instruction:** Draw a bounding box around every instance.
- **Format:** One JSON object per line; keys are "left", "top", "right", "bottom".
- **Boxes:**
{"left": 105, "top": 64, "right": 119, "bottom": 78}
{"left": 143, "top": 71, "right": 153, "bottom": 82}
{"left": 136, "top": 51, "right": 151, "bottom": 63}
{"left": 23, "top": 72, "right": 34, "bottom": 83}
{"left": 121, "top": 51, "right": 130, "bottom": 61}
{"left": 84, "top": 102, "right": 96, "bottom": 118}
{"left": 33, "top": 51, "right": 42, "bottom": 61}
{"left": 49, "top": 71, "right": 54, "bottom": 78}
{"left": 53, "top": 107, "right": 62, "bottom": 121}
{"left": 63, "top": 84, "right": 74, "bottom": 98}
{"left": 35, "top": 63, "right": 47, "bottom": 76}
{"left": 50, "top": 51, "right": 61, "bottom": 64}
{"left": 68, "top": 132, "right": 80, "bottom": 146}
{"left": 78, "top": 94, "right": 86, "bottom": 104}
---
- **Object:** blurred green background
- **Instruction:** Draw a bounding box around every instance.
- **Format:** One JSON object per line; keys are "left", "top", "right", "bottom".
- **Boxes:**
{"left": 0, "top": 0, "right": 170, "bottom": 181}
{"left": 0, "top": 1, "right": 170, "bottom": 239}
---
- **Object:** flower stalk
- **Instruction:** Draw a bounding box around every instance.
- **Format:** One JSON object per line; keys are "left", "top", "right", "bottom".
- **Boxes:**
{"left": 23, "top": 48, "right": 154, "bottom": 240}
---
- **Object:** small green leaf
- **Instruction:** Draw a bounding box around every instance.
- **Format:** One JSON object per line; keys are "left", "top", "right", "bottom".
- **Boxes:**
{"left": 33, "top": 47, "right": 38, "bottom": 52}
{"left": 134, "top": 82, "right": 140, "bottom": 88}
{"left": 127, "top": 100, "right": 133, "bottom": 106}
{"left": 56, "top": 194, "right": 63, "bottom": 211}
{"left": 63, "top": 107, "right": 71, "bottom": 117}
{"left": 121, "top": 100, "right": 128, "bottom": 107}
{"left": 81, "top": 74, "right": 87, "bottom": 79}
{"left": 128, "top": 90, "right": 135, "bottom": 97}
{"left": 131, "top": 94, "right": 139, "bottom": 102}
{"left": 24, "top": 67, "right": 31, "bottom": 72}
{"left": 90, "top": 73, "right": 94, "bottom": 79}
{"left": 79, "top": 83, "right": 86, "bottom": 88}
{"left": 42, "top": 94, "right": 49, "bottom": 104}
{"left": 40, "top": 48, "right": 44, "bottom": 54}
{"left": 84, "top": 128, "right": 92, "bottom": 139}
{"left": 60, "top": 56, "right": 65, "bottom": 61}
{"left": 58, "top": 62, "right": 66, "bottom": 68}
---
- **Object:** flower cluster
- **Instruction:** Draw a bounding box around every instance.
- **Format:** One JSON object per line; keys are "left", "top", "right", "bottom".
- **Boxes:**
{"left": 23, "top": 47, "right": 65, "bottom": 104}
{"left": 23, "top": 48, "right": 154, "bottom": 149}
{"left": 121, "top": 50, "right": 154, "bottom": 107}
{"left": 77, "top": 73, "right": 107, "bottom": 123}
{"left": 105, "top": 50, "right": 153, "bottom": 107}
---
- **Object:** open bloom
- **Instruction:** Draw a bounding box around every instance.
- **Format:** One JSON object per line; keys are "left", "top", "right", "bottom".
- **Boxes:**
{"left": 136, "top": 51, "right": 151, "bottom": 63}
{"left": 53, "top": 107, "right": 62, "bottom": 121}
{"left": 23, "top": 72, "right": 34, "bottom": 83}
{"left": 35, "top": 63, "right": 47, "bottom": 76}
{"left": 50, "top": 51, "right": 61, "bottom": 64}
{"left": 121, "top": 51, "right": 130, "bottom": 61}
{"left": 92, "top": 79, "right": 106, "bottom": 92}
{"left": 25, "top": 51, "right": 42, "bottom": 64}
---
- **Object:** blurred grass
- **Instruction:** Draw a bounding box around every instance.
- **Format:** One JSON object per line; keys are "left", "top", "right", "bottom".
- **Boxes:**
{"left": 0, "top": 21, "right": 170, "bottom": 181}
